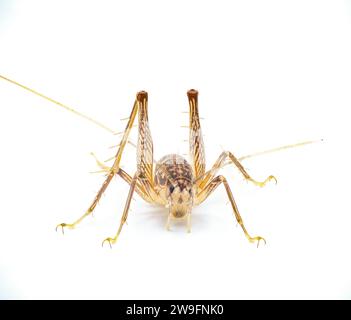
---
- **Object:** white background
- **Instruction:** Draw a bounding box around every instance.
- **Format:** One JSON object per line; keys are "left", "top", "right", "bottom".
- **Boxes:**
{"left": 0, "top": 0, "right": 350, "bottom": 299}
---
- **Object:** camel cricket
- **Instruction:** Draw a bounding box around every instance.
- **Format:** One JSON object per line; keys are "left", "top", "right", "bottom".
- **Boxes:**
{"left": 0, "top": 74, "right": 318, "bottom": 248}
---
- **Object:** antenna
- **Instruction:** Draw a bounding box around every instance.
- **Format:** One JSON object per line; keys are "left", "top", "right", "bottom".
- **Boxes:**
{"left": 238, "top": 139, "right": 323, "bottom": 161}
{"left": 0, "top": 74, "right": 116, "bottom": 134}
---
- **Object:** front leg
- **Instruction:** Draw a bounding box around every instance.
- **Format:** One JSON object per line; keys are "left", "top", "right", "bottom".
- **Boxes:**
{"left": 196, "top": 175, "right": 266, "bottom": 247}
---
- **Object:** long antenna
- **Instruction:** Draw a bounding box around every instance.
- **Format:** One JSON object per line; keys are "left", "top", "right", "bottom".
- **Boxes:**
{"left": 193, "top": 139, "right": 322, "bottom": 184}
{"left": 238, "top": 139, "right": 323, "bottom": 161}
{"left": 0, "top": 74, "right": 116, "bottom": 134}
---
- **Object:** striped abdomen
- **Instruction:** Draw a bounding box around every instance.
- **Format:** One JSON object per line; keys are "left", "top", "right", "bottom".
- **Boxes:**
{"left": 154, "top": 154, "right": 194, "bottom": 215}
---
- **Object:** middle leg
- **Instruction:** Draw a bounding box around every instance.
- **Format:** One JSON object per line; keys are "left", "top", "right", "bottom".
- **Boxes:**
{"left": 90, "top": 152, "right": 152, "bottom": 203}
{"left": 197, "top": 151, "right": 277, "bottom": 189}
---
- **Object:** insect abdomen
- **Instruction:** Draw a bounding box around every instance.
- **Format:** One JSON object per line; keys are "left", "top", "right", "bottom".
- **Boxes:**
{"left": 154, "top": 154, "right": 194, "bottom": 203}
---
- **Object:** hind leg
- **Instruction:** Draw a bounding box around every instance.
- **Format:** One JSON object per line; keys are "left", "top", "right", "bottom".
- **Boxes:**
{"left": 102, "top": 173, "right": 139, "bottom": 247}
{"left": 196, "top": 175, "right": 266, "bottom": 247}
{"left": 56, "top": 97, "right": 140, "bottom": 233}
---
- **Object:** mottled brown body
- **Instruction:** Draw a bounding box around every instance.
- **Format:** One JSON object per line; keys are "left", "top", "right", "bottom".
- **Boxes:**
{"left": 154, "top": 154, "right": 194, "bottom": 217}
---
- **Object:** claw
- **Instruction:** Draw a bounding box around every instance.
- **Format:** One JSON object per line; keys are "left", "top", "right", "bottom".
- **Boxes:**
{"left": 102, "top": 237, "right": 116, "bottom": 248}
{"left": 268, "top": 175, "right": 278, "bottom": 185}
{"left": 249, "top": 175, "right": 277, "bottom": 188}
{"left": 249, "top": 236, "right": 266, "bottom": 248}
{"left": 55, "top": 223, "right": 74, "bottom": 234}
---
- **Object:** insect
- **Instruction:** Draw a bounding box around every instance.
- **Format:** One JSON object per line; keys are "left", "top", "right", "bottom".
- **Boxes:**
{"left": 0, "top": 74, "right": 318, "bottom": 248}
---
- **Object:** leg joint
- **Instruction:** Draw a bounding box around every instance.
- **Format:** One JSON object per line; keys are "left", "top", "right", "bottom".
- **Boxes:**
{"left": 221, "top": 150, "right": 233, "bottom": 158}
{"left": 217, "top": 175, "right": 227, "bottom": 183}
